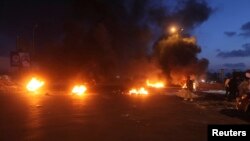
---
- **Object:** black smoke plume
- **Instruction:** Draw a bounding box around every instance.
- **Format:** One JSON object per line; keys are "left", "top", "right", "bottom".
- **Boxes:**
{"left": 36, "top": 0, "right": 212, "bottom": 83}
{"left": 153, "top": 36, "right": 209, "bottom": 84}
{"left": 38, "top": 0, "right": 165, "bottom": 81}
{"left": 153, "top": 0, "right": 212, "bottom": 84}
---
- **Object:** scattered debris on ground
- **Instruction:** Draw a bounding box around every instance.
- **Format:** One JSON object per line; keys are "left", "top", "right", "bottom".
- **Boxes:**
{"left": 0, "top": 75, "right": 20, "bottom": 92}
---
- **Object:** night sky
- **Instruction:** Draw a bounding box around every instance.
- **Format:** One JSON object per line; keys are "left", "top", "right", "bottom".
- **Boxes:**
{"left": 193, "top": 0, "right": 250, "bottom": 71}
{"left": 0, "top": 0, "right": 250, "bottom": 75}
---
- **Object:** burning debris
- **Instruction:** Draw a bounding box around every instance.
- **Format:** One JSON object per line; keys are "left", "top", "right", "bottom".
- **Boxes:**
{"left": 129, "top": 87, "right": 148, "bottom": 95}
{"left": 128, "top": 78, "right": 166, "bottom": 95}
{"left": 26, "top": 77, "right": 45, "bottom": 93}
{"left": 146, "top": 80, "right": 165, "bottom": 88}
{"left": 71, "top": 85, "right": 87, "bottom": 96}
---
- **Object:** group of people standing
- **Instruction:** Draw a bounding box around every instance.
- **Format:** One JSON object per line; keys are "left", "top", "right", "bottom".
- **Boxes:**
{"left": 224, "top": 71, "right": 250, "bottom": 101}
{"left": 184, "top": 71, "right": 250, "bottom": 103}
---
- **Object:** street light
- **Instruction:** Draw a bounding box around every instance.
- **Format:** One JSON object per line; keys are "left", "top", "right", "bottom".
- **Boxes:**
{"left": 168, "top": 25, "right": 184, "bottom": 39}
{"left": 170, "top": 26, "right": 177, "bottom": 34}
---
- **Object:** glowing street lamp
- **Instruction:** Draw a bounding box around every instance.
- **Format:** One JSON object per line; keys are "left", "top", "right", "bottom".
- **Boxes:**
{"left": 170, "top": 26, "right": 177, "bottom": 34}
{"left": 169, "top": 25, "right": 184, "bottom": 35}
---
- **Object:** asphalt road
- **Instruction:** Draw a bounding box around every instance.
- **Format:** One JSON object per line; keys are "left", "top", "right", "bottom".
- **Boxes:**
{"left": 0, "top": 86, "right": 249, "bottom": 141}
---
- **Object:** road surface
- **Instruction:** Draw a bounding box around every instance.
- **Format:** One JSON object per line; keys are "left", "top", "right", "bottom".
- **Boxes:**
{"left": 0, "top": 86, "right": 249, "bottom": 141}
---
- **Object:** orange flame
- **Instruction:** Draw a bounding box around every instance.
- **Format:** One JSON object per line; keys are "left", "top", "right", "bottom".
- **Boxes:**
{"left": 129, "top": 87, "right": 148, "bottom": 95}
{"left": 182, "top": 83, "right": 186, "bottom": 89}
{"left": 193, "top": 82, "right": 197, "bottom": 90}
{"left": 72, "top": 85, "right": 87, "bottom": 96}
{"left": 26, "top": 77, "right": 45, "bottom": 92}
{"left": 182, "top": 82, "right": 197, "bottom": 91}
{"left": 146, "top": 80, "right": 165, "bottom": 88}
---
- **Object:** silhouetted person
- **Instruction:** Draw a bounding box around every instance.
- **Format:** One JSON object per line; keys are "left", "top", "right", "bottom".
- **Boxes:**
{"left": 228, "top": 74, "right": 239, "bottom": 100}
{"left": 238, "top": 77, "right": 250, "bottom": 97}
{"left": 236, "top": 71, "right": 250, "bottom": 112}
{"left": 184, "top": 75, "right": 194, "bottom": 101}
{"left": 224, "top": 77, "right": 231, "bottom": 98}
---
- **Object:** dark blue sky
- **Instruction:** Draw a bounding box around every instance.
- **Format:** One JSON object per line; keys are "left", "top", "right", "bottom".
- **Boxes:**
{"left": 194, "top": 0, "right": 250, "bottom": 71}
{"left": 1, "top": 0, "right": 250, "bottom": 72}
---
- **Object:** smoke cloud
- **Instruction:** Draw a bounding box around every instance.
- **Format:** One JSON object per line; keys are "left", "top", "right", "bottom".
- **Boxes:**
{"left": 152, "top": 0, "right": 211, "bottom": 84}
{"left": 153, "top": 35, "right": 209, "bottom": 84}
{"left": 36, "top": 0, "right": 212, "bottom": 83}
